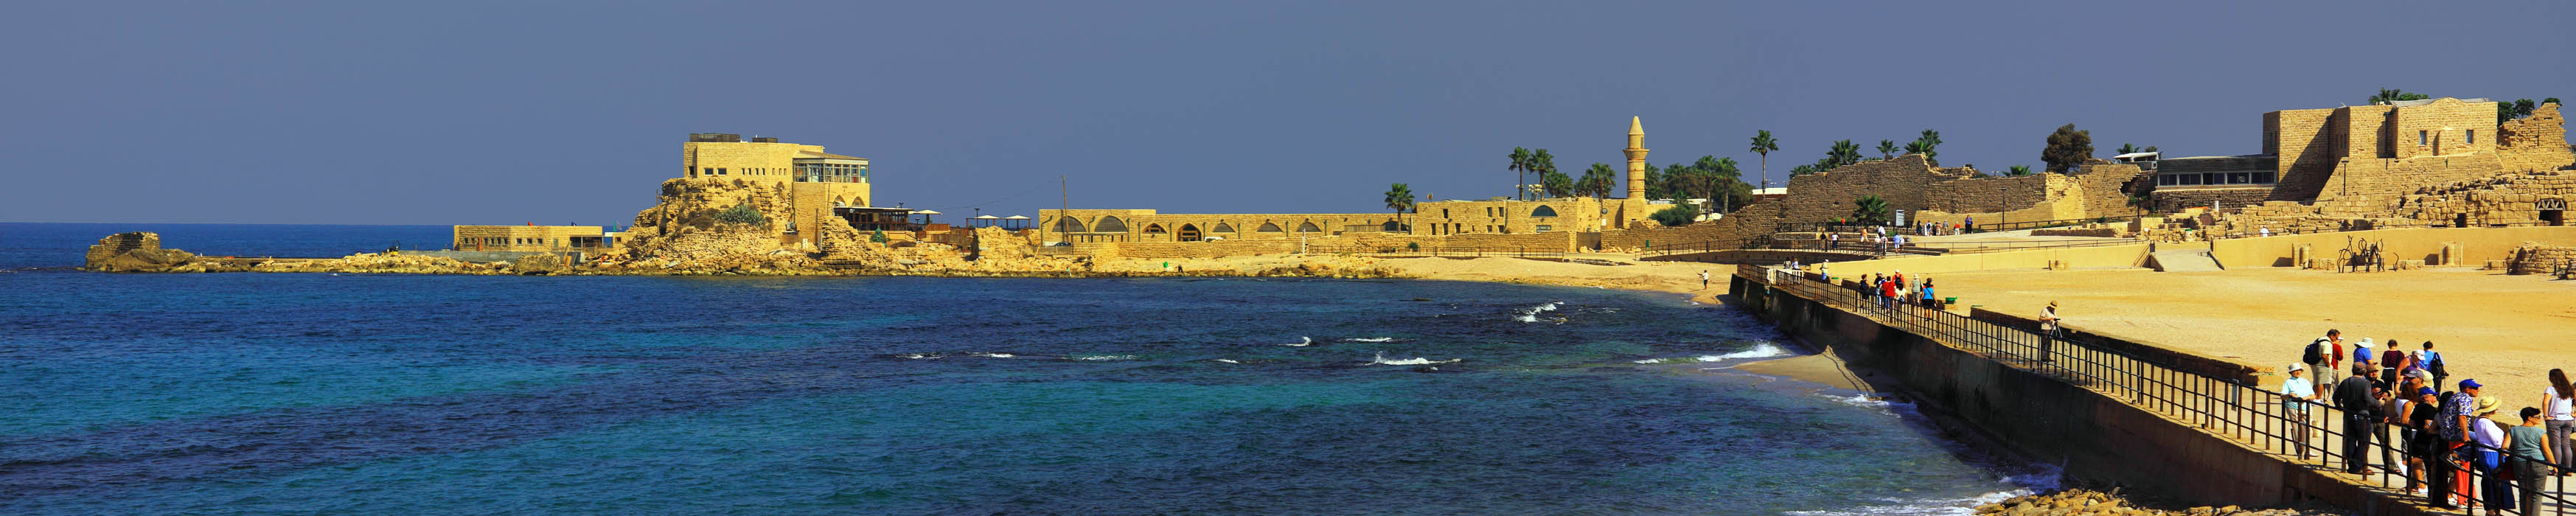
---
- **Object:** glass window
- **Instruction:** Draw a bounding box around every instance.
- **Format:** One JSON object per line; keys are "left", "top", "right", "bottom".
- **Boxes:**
{"left": 2419, "top": 130, "right": 2428, "bottom": 145}
{"left": 2466, "top": 130, "right": 2474, "bottom": 144}
{"left": 2228, "top": 172, "right": 2249, "bottom": 184}
{"left": 2158, "top": 175, "right": 2176, "bottom": 186}
{"left": 1534, "top": 225, "right": 1552, "bottom": 233}
{"left": 2203, "top": 173, "right": 2221, "bottom": 185}
{"left": 2253, "top": 172, "right": 2276, "bottom": 184}
{"left": 2179, "top": 174, "right": 2199, "bottom": 185}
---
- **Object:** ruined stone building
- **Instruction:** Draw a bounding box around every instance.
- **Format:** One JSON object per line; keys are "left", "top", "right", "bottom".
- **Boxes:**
{"left": 2213, "top": 98, "right": 2574, "bottom": 231}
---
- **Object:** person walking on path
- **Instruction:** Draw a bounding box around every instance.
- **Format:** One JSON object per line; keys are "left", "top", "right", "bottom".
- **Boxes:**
{"left": 2546, "top": 368, "right": 2575, "bottom": 475}
{"left": 1699, "top": 270, "right": 1710, "bottom": 290}
{"left": 2283, "top": 363, "right": 2321, "bottom": 460}
{"left": 2468, "top": 397, "right": 2510, "bottom": 515}
{"left": 2510, "top": 407, "right": 2558, "bottom": 512}
{"left": 2336, "top": 364, "right": 2381, "bottom": 474}
{"left": 2038, "top": 301, "right": 2060, "bottom": 363}
{"left": 2307, "top": 330, "right": 2344, "bottom": 385}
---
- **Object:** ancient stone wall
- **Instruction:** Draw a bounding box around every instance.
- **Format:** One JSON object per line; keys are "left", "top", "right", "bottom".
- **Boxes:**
{"left": 2154, "top": 187, "right": 2273, "bottom": 212}
{"left": 2391, "top": 98, "right": 2497, "bottom": 159}
{"left": 1039, "top": 198, "right": 1607, "bottom": 244}
{"left": 2311, "top": 153, "right": 2507, "bottom": 214}
{"left": 2268, "top": 108, "right": 2338, "bottom": 201}
{"left": 1778, "top": 155, "right": 1976, "bottom": 223}
{"left": 2392, "top": 170, "right": 2576, "bottom": 226}
{"left": 85, "top": 232, "right": 160, "bottom": 269}
{"left": 2508, "top": 242, "right": 2576, "bottom": 275}
{"left": 2496, "top": 102, "right": 2574, "bottom": 173}
{"left": 451, "top": 226, "right": 603, "bottom": 252}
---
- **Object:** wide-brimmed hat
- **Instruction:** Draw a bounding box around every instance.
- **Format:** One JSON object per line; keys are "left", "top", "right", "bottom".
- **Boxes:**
{"left": 2474, "top": 396, "right": 2502, "bottom": 416}
{"left": 2287, "top": 363, "right": 2306, "bottom": 373}
{"left": 2356, "top": 338, "right": 2373, "bottom": 348}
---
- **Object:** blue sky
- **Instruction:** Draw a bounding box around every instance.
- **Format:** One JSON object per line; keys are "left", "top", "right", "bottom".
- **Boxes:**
{"left": 4, "top": 1, "right": 2568, "bottom": 225}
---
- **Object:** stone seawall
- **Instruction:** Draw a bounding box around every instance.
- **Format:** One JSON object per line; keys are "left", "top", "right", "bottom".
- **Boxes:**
{"left": 1733, "top": 275, "right": 2438, "bottom": 515}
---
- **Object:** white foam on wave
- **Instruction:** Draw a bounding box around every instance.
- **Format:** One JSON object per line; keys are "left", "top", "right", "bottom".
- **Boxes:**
{"left": 1214, "top": 359, "right": 1240, "bottom": 364}
{"left": 1342, "top": 337, "right": 1397, "bottom": 342}
{"left": 1282, "top": 337, "right": 1313, "bottom": 347}
{"left": 1068, "top": 355, "right": 1136, "bottom": 361}
{"left": 972, "top": 352, "right": 1017, "bottom": 358}
{"left": 1514, "top": 301, "right": 1562, "bottom": 323}
{"left": 1634, "top": 343, "right": 1790, "bottom": 364}
{"left": 897, "top": 352, "right": 941, "bottom": 360}
{"left": 1368, "top": 351, "right": 1462, "bottom": 366}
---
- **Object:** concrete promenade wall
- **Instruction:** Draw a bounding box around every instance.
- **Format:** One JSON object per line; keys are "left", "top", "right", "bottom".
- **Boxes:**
{"left": 2208, "top": 226, "right": 2576, "bottom": 268}
{"left": 1735, "top": 275, "right": 2448, "bottom": 514}
{"left": 1800, "top": 243, "right": 2152, "bottom": 278}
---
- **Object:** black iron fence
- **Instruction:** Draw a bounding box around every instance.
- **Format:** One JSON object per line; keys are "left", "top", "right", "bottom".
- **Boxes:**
{"left": 1758, "top": 269, "right": 2572, "bottom": 514}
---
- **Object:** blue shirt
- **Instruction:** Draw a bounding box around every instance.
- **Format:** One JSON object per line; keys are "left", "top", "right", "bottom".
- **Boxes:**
{"left": 2354, "top": 347, "right": 2375, "bottom": 363}
{"left": 2441, "top": 392, "right": 2476, "bottom": 442}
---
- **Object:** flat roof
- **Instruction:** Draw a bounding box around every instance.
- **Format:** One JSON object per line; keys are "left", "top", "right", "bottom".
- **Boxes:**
{"left": 795, "top": 150, "right": 868, "bottom": 161}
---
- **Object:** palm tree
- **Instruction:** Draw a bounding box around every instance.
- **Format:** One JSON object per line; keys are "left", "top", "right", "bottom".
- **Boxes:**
{"left": 1913, "top": 129, "right": 1943, "bottom": 165}
{"left": 1828, "top": 139, "right": 1863, "bottom": 168}
{"left": 1876, "top": 139, "right": 1898, "bottom": 160}
{"left": 1528, "top": 149, "right": 1557, "bottom": 201}
{"left": 1383, "top": 183, "right": 1416, "bottom": 234}
{"left": 1749, "top": 130, "right": 1779, "bottom": 191}
{"left": 1507, "top": 147, "right": 1531, "bottom": 202}
{"left": 1711, "top": 157, "right": 1742, "bottom": 213}
{"left": 2007, "top": 165, "right": 2033, "bottom": 176}
{"left": 1852, "top": 195, "right": 1893, "bottom": 226}
{"left": 1578, "top": 163, "right": 1617, "bottom": 198}
{"left": 2116, "top": 143, "right": 2139, "bottom": 156}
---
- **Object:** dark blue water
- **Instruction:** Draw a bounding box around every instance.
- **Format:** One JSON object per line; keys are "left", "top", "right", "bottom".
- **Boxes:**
{"left": 0, "top": 223, "right": 2047, "bottom": 515}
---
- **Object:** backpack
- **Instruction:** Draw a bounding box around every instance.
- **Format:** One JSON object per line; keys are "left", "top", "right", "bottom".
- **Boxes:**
{"left": 2423, "top": 351, "right": 2447, "bottom": 377}
{"left": 2302, "top": 339, "right": 2324, "bottom": 365}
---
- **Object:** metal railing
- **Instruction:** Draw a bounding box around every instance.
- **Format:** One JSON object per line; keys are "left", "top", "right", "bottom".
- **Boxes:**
{"left": 1757, "top": 270, "right": 2572, "bottom": 514}
{"left": 1918, "top": 237, "right": 2151, "bottom": 254}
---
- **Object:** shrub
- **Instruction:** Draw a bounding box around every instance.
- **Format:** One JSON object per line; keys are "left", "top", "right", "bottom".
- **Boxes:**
{"left": 1407, "top": 242, "right": 1420, "bottom": 251}
{"left": 870, "top": 230, "right": 888, "bottom": 243}
{"left": 1650, "top": 203, "right": 1701, "bottom": 226}
{"left": 714, "top": 204, "right": 768, "bottom": 226}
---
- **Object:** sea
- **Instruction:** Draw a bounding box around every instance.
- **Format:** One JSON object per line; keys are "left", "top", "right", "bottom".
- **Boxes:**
{"left": 0, "top": 223, "right": 2055, "bottom": 515}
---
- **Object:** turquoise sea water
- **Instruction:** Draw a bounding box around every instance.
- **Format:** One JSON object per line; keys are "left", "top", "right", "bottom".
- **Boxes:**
{"left": 0, "top": 223, "right": 2050, "bottom": 515}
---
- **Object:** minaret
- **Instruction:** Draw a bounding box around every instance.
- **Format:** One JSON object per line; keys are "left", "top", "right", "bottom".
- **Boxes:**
{"left": 1623, "top": 116, "right": 1650, "bottom": 229}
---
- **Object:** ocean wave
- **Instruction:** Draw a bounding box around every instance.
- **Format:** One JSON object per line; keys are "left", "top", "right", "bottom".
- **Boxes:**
{"left": 1632, "top": 344, "right": 1790, "bottom": 364}
{"left": 1068, "top": 355, "right": 1137, "bottom": 361}
{"left": 1368, "top": 351, "right": 1461, "bottom": 366}
{"left": 896, "top": 352, "right": 942, "bottom": 360}
{"left": 1340, "top": 337, "right": 1399, "bottom": 342}
{"left": 1783, "top": 464, "right": 2062, "bottom": 516}
{"left": 1213, "top": 359, "right": 1240, "bottom": 364}
{"left": 972, "top": 353, "right": 1017, "bottom": 358}
{"left": 1282, "top": 337, "right": 1313, "bottom": 347}
{"left": 1514, "top": 301, "right": 1561, "bottom": 323}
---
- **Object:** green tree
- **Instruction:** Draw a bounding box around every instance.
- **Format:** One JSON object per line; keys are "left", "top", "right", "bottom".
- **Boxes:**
{"left": 1649, "top": 203, "right": 1700, "bottom": 227}
{"left": 1749, "top": 130, "right": 1779, "bottom": 190}
{"left": 1528, "top": 149, "right": 1557, "bottom": 201}
{"left": 1851, "top": 195, "right": 1892, "bottom": 226}
{"left": 1828, "top": 139, "right": 1864, "bottom": 169}
{"left": 1876, "top": 139, "right": 1898, "bottom": 159}
{"left": 715, "top": 204, "right": 769, "bottom": 226}
{"left": 1641, "top": 163, "right": 1671, "bottom": 201}
{"left": 2041, "top": 123, "right": 2095, "bottom": 173}
{"left": 2117, "top": 143, "right": 2140, "bottom": 155}
{"left": 869, "top": 229, "right": 888, "bottom": 243}
{"left": 1790, "top": 164, "right": 1819, "bottom": 176}
{"left": 1577, "top": 163, "right": 1618, "bottom": 198}
{"left": 2545, "top": 97, "right": 2562, "bottom": 107}
{"left": 1705, "top": 157, "right": 1749, "bottom": 213}
{"left": 1506, "top": 147, "right": 1532, "bottom": 202}
{"left": 2008, "top": 164, "right": 2033, "bottom": 176}
{"left": 2368, "top": 88, "right": 2429, "bottom": 105}
{"left": 1539, "top": 170, "right": 1574, "bottom": 198}
{"left": 1382, "top": 183, "right": 1416, "bottom": 234}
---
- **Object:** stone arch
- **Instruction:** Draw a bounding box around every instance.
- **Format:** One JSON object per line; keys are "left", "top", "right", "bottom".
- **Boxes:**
{"left": 1212, "top": 222, "right": 1236, "bottom": 233}
{"left": 1177, "top": 223, "right": 1202, "bottom": 242}
{"left": 1296, "top": 221, "right": 1321, "bottom": 233}
{"left": 1257, "top": 222, "right": 1284, "bottom": 233}
{"left": 832, "top": 196, "right": 848, "bottom": 208}
{"left": 1143, "top": 223, "right": 1166, "bottom": 234}
{"left": 1381, "top": 220, "right": 1402, "bottom": 231}
{"left": 1052, "top": 217, "right": 1087, "bottom": 234}
{"left": 1094, "top": 215, "right": 1129, "bottom": 233}
{"left": 1531, "top": 206, "right": 1559, "bottom": 217}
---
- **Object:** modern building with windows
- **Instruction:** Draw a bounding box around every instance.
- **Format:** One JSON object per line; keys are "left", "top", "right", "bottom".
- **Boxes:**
{"left": 678, "top": 133, "right": 874, "bottom": 248}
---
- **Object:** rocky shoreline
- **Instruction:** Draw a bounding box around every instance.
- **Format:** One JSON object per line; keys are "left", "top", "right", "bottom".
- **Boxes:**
{"left": 1975, "top": 489, "right": 2337, "bottom": 516}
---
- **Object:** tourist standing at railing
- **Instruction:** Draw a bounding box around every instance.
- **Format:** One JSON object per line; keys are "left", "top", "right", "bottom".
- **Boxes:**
{"left": 2284, "top": 363, "right": 2320, "bottom": 459}
{"left": 1919, "top": 279, "right": 1937, "bottom": 309}
{"left": 2381, "top": 349, "right": 2409, "bottom": 393}
{"left": 2510, "top": 407, "right": 2556, "bottom": 513}
{"left": 2039, "top": 301, "right": 2059, "bottom": 363}
{"left": 1878, "top": 276, "right": 1898, "bottom": 310}
{"left": 2547, "top": 369, "right": 2575, "bottom": 476}
{"left": 2396, "top": 383, "right": 2430, "bottom": 492}
{"left": 2336, "top": 363, "right": 2382, "bottom": 475}
{"left": 2415, "top": 387, "right": 2451, "bottom": 501}
{"left": 2423, "top": 341, "right": 2451, "bottom": 389}
{"left": 2353, "top": 338, "right": 2378, "bottom": 383}
{"left": 2469, "top": 397, "right": 2511, "bottom": 515}
{"left": 2445, "top": 380, "right": 2485, "bottom": 509}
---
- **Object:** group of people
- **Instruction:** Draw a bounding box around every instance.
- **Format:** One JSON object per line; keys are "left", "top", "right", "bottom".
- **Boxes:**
{"left": 1856, "top": 269, "right": 1938, "bottom": 310}
{"left": 2280, "top": 329, "right": 2575, "bottom": 513}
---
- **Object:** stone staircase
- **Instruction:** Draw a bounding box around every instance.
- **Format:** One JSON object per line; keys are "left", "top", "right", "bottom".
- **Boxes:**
{"left": 2145, "top": 249, "right": 2223, "bottom": 272}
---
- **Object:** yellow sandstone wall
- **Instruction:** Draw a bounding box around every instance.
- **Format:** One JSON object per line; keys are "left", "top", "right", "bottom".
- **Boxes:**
{"left": 453, "top": 226, "right": 605, "bottom": 251}
{"left": 2207, "top": 226, "right": 2576, "bottom": 268}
